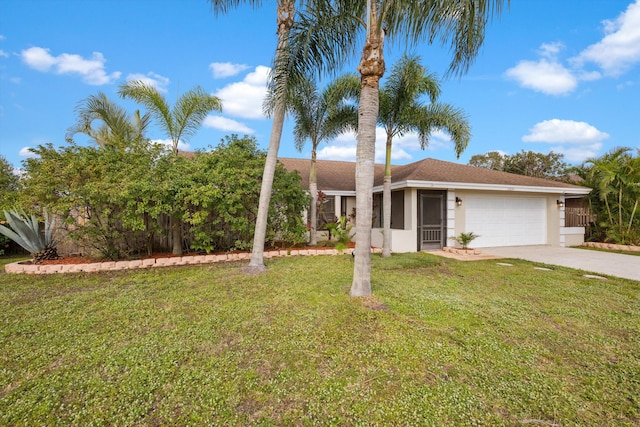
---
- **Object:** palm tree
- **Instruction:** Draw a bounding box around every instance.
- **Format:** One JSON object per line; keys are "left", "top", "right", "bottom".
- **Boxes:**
{"left": 585, "top": 147, "right": 640, "bottom": 243}
{"left": 210, "top": 0, "right": 298, "bottom": 271}
{"left": 66, "top": 92, "right": 151, "bottom": 149}
{"left": 378, "top": 55, "right": 470, "bottom": 257}
{"left": 276, "top": 73, "right": 359, "bottom": 245}
{"left": 118, "top": 81, "right": 222, "bottom": 255}
{"left": 118, "top": 81, "right": 222, "bottom": 156}
{"left": 288, "top": 0, "right": 507, "bottom": 296}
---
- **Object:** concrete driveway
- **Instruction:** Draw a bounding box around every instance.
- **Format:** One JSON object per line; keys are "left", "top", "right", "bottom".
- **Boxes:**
{"left": 481, "top": 245, "right": 640, "bottom": 282}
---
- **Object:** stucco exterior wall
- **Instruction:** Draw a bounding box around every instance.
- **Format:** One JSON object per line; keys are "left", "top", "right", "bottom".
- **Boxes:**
{"left": 373, "top": 189, "right": 583, "bottom": 253}
{"left": 430, "top": 190, "right": 570, "bottom": 249}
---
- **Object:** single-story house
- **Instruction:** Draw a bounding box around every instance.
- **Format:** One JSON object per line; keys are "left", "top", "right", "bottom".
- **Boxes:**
{"left": 279, "top": 157, "right": 592, "bottom": 252}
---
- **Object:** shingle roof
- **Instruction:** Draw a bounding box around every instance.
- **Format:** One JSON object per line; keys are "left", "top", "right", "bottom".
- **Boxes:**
{"left": 278, "top": 158, "right": 385, "bottom": 192}
{"left": 279, "top": 157, "right": 589, "bottom": 193}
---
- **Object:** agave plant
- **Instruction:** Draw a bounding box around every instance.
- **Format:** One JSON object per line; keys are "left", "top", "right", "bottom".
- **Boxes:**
{"left": 0, "top": 208, "right": 60, "bottom": 263}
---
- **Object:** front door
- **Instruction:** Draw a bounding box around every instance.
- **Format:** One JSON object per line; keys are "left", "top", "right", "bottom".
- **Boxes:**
{"left": 418, "top": 191, "right": 445, "bottom": 250}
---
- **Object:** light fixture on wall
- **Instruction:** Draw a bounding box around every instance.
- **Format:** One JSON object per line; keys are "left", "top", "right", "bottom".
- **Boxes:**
{"left": 557, "top": 200, "right": 564, "bottom": 208}
{"left": 455, "top": 197, "right": 463, "bottom": 207}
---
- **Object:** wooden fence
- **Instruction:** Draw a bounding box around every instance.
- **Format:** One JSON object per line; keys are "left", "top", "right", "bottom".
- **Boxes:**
{"left": 565, "top": 207, "right": 594, "bottom": 228}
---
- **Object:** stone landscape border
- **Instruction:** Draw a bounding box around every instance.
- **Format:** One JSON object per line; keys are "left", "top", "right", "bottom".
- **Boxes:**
{"left": 5, "top": 242, "right": 638, "bottom": 275}
{"left": 582, "top": 242, "right": 640, "bottom": 252}
{"left": 5, "top": 247, "right": 382, "bottom": 275}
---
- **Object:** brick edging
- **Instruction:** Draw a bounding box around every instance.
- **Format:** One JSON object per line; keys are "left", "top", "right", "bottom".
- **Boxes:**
{"left": 582, "top": 242, "right": 640, "bottom": 252}
{"left": 442, "top": 247, "right": 482, "bottom": 256}
{"left": 4, "top": 247, "right": 382, "bottom": 275}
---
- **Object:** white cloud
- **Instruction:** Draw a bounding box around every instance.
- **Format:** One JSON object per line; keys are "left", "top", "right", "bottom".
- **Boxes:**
{"left": 538, "top": 41, "right": 565, "bottom": 59}
{"left": 550, "top": 143, "right": 603, "bottom": 163}
{"left": 203, "top": 115, "right": 254, "bottom": 134}
{"left": 214, "top": 66, "right": 270, "bottom": 119}
{"left": 209, "top": 62, "right": 250, "bottom": 79}
{"left": 317, "top": 143, "right": 358, "bottom": 162}
{"left": 573, "top": 0, "right": 640, "bottom": 76}
{"left": 21, "top": 47, "right": 57, "bottom": 71}
{"left": 316, "top": 127, "right": 460, "bottom": 163}
{"left": 21, "top": 46, "right": 120, "bottom": 85}
{"left": 152, "top": 138, "right": 190, "bottom": 152}
{"left": 0, "top": 50, "right": 8, "bottom": 58}
{"left": 19, "top": 147, "right": 37, "bottom": 158}
{"left": 523, "top": 119, "right": 610, "bottom": 144}
{"left": 505, "top": 59, "right": 578, "bottom": 96}
{"left": 126, "top": 72, "right": 170, "bottom": 93}
{"left": 522, "top": 119, "right": 610, "bottom": 162}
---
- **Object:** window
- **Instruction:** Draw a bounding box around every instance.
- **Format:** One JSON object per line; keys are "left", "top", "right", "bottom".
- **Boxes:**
{"left": 317, "top": 194, "right": 335, "bottom": 228}
{"left": 372, "top": 190, "right": 404, "bottom": 229}
{"left": 391, "top": 190, "right": 404, "bottom": 229}
{"left": 372, "top": 193, "right": 383, "bottom": 228}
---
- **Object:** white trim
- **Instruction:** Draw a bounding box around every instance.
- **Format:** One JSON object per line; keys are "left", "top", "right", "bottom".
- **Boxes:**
{"left": 321, "top": 190, "right": 356, "bottom": 197}
{"left": 373, "top": 180, "right": 591, "bottom": 195}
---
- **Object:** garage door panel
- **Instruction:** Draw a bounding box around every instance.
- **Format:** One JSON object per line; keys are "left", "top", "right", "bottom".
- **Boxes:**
{"left": 465, "top": 195, "right": 546, "bottom": 247}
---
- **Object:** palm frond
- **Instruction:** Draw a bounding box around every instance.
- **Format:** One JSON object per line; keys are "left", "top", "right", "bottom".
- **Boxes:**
{"left": 287, "top": 0, "right": 363, "bottom": 79}
{"left": 118, "top": 81, "right": 175, "bottom": 139}
{"left": 415, "top": 103, "right": 471, "bottom": 157}
{"left": 174, "top": 86, "right": 223, "bottom": 143}
{"left": 208, "top": 0, "right": 263, "bottom": 16}
{"left": 379, "top": 0, "right": 508, "bottom": 77}
{"left": 67, "top": 92, "right": 143, "bottom": 147}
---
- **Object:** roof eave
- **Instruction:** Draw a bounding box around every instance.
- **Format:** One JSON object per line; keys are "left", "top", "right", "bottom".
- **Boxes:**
{"left": 374, "top": 180, "right": 592, "bottom": 195}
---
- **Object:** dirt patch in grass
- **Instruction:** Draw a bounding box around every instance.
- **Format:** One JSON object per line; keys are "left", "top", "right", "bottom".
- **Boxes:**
{"left": 360, "top": 296, "right": 388, "bottom": 311}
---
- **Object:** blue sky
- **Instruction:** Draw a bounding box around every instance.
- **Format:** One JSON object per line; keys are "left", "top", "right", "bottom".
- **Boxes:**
{"left": 1, "top": 0, "right": 639, "bottom": 171}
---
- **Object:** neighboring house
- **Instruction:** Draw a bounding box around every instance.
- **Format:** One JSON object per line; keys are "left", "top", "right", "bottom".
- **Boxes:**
{"left": 279, "top": 157, "right": 591, "bottom": 252}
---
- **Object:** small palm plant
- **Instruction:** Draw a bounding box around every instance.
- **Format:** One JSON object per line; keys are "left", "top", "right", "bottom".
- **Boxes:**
{"left": 0, "top": 209, "right": 60, "bottom": 263}
{"left": 449, "top": 231, "right": 480, "bottom": 250}
{"left": 324, "top": 216, "right": 354, "bottom": 252}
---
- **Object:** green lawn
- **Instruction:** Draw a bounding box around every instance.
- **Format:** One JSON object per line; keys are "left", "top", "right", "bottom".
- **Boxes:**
{"left": 1, "top": 253, "right": 639, "bottom": 426}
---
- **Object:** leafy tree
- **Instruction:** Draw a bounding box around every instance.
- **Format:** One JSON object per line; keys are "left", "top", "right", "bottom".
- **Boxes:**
{"left": 289, "top": 0, "right": 508, "bottom": 296}
{"left": 118, "top": 81, "right": 223, "bottom": 255}
{"left": 468, "top": 151, "right": 506, "bottom": 171}
{"left": 20, "top": 141, "right": 167, "bottom": 260}
{"left": 182, "top": 135, "right": 309, "bottom": 252}
{"left": 0, "top": 155, "right": 19, "bottom": 255}
{"left": 378, "top": 55, "right": 470, "bottom": 257}
{"left": 274, "top": 73, "right": 359, "bottom": 246}
{"left": 0, "top": 155, "right": 19, "bottom": 213}
{"left": 469, "top": 150, "right": 569, "bottom": 180}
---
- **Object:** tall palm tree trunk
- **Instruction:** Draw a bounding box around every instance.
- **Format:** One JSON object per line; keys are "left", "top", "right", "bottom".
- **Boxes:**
{"left": 172, "top": 145, "right": 183, "bottom": 256}
{"left": 249, "top": 102, "right": 286, "bottom": 269}
{"left": 171, "top": 216, "right": 182, "bottom": 255}
{"left": 249, "top": 0, "right": 294, "bottom": 270}
{"left": 382, "top": 134, "right": 393, "bottom": 257}
{"left": 628, "top": 199, "right": 639, "bottom": 234}
{"left": 618, "top": 185, "right": 624, "bottom": 235}
{"left": 309, "top": 148, "right": 318, "bottom": 246}
{"left": 351, "top": 3, "right": 384, "bottom": 297}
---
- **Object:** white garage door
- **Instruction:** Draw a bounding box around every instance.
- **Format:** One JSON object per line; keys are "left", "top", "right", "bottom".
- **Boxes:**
{"left": 464, "top": 195, "right": 547, "bottom": 247}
